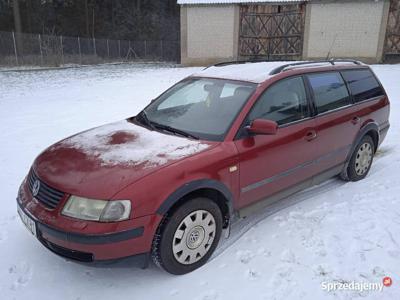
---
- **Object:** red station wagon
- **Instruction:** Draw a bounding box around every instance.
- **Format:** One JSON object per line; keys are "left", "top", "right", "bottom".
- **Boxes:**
{"left": 17, "top": 60, "right": 390, "bottom": 274}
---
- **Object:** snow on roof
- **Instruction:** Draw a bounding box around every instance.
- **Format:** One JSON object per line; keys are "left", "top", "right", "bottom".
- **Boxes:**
{"left": 178, "top": 0, "right": 307, "bottom": 4}
{"left": 192, "top": 61, "right": 291, "bottom": 83}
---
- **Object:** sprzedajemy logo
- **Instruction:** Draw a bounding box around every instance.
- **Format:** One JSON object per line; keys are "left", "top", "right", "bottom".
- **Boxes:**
{"left": 321, "top": 277, "right": 393, "bottom": 293}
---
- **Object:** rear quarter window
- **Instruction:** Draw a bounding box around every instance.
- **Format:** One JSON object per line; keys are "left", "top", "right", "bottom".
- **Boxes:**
{"left": 307, "top": 72, "right": 350, "bottom": 114}
{"left": 341, "top": 69, "right": 384, "bottom": 103}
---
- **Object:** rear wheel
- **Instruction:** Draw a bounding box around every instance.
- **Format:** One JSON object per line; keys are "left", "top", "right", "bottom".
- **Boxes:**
{"left": 345, "top": 135, "right": 375, "bottom": 181}
{"left": 152, "top": 197, "right": 222, "bottom": 275}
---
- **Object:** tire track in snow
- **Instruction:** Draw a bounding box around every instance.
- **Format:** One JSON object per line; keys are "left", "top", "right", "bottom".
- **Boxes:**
{"left": 213, "top": 178, "right": 344, "bottom": 259}
{"left": 212, "top": 148, "right": 390, "bottom": 259}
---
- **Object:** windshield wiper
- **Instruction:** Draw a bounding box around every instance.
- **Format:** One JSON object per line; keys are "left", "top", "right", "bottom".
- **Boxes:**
{"left": 136, "top": 111, "right": 199, "bottom": 140}
{"left": 136, "top": 110, "right": 155, "bottom": 130}
{"left": 152, "top": 122, "right": 199, "bottom": 140}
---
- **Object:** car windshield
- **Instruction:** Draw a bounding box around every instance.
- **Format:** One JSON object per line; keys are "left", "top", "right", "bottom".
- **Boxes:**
{"left": 141, "top": 78, "right": 256, "bottom": 141}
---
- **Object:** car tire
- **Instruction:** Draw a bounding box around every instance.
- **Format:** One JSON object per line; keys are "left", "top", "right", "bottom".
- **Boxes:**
{"left": 151, "top": 197, "right": 223, "bottom": 275}
{"left": 345, "top": 135, "right": 375, "bottom": 182}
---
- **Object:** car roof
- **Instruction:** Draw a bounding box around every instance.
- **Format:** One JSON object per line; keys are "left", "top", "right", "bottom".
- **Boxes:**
{"left": 192, "top": 60, "right": 367, "bottom": 84}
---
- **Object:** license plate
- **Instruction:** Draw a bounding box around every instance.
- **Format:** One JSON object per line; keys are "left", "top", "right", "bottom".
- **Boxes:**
{"left": 18, "top": 206, "right": 37, "bottom": 237}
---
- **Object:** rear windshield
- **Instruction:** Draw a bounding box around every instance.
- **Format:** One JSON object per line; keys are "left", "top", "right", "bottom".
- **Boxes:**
{"left": 341, "top": 69, "right": 384, "bottom": 103}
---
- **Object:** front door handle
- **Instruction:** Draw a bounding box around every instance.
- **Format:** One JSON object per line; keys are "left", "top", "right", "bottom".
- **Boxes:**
{"left": 352, "top": 116, "right": 361, "bottom": 125}
{"left": 305, "top": 130, "right": 317, "bottom": 141}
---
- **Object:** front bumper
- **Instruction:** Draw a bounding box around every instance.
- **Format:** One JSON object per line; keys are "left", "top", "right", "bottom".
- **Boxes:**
{"left": 39, "top": 236, "right": 150, "bottom": 268}
{"left": 18, "top": 201, "right": 153, "bottom": 267}
{"left": 37, "top": 220, "right": 149, "bottom": 267}
{"left": 17, "top": 180, "right": 162, "bottom": 267}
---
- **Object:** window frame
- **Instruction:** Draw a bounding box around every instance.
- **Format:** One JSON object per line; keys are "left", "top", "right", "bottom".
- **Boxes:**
{"left": 233, "top": 67, "right": 386, "bottom": 140}
{"left": 304, "top": 71, "right": 353, "bottom": 116}
{"left": 302, "top": 68, "right": 386, "bottom": 118}
{"left": 235, "top": 75, "right": 314, "bottom": 140}
{"left": 340, "top": 68, "right": 385, "bottom": 104}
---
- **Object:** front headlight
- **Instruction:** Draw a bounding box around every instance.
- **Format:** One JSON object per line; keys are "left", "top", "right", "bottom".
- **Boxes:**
{"left": 62, "top": 196, "right": 131, "bottom": 222}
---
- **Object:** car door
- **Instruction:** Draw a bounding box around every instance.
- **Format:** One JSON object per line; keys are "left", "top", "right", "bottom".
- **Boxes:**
{"left": 305, "top": 72, "right": 359, "bottom": 174}
{"left": 234, "top": 76, "right": 318, "bottom": 210}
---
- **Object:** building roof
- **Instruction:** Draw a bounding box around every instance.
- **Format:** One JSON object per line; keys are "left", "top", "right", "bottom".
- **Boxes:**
{"left": 178, "top": 0, "right": 307, "bottom": 4}
{"left": 192, "top": 61, "right": 290, "bottom": 83}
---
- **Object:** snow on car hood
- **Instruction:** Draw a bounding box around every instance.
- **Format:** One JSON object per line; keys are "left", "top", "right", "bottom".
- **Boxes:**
{"left": 33, "top": 120, "right": 211, "bottom": 198}
{"left": 56, "top": 120, "right": 209, "bottom": 167}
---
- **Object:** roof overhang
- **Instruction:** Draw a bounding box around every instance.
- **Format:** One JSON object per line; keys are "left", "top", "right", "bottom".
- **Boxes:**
{"left": 178, "top": 0, "right": 308, "bottom": 4}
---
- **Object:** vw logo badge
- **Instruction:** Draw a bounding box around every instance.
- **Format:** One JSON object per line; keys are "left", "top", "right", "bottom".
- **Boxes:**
{"left": 32, "top": 180, "right": 40, "bottom": 197}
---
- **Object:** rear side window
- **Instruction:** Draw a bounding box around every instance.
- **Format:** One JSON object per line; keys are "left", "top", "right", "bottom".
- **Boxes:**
{"left": 307, "top": 72, "right": 350, "bottom": 114}
{"left": 248, "top": 76, "right": 309, "bottom": 125}
{"left": 341, "top": 69, "right": 384, "bottom": 103}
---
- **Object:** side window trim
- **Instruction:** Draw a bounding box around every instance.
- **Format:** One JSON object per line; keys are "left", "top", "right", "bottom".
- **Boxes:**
{"left": 338, "top": 71, "right": 355, "bottom": 104}
{"left": 312, "top": 103, "right": 353, "bottom": 118}
{"left": 349, "top": 95, "right": 385, "bottom": 105}
{"left": 302, "top": 75, "right": 317, "bottom": 117}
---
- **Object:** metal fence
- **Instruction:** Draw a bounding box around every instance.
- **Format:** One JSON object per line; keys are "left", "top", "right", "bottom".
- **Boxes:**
{"left": 0, "top": 31, "right": 180, "bottom": 67}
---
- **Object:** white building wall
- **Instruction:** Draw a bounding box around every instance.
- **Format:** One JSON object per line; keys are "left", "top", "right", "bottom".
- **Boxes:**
{"left": 304, "top": 1, "right": 385, "bottom": 62}
{"left": 181, "top": 5, "right": 239, "bottom": 65}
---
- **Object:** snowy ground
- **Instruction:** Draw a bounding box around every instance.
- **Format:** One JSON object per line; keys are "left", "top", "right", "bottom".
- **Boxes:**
{"left": 0, "top": 63, "right": 399, "bottom": 300}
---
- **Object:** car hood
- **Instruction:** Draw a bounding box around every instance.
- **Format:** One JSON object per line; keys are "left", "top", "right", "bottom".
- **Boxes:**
{"left": 33, "top": 120, "right": 212, "bottom": 199}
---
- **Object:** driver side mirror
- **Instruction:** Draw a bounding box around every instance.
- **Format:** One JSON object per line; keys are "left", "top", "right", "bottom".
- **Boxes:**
{"left": 246, "top": 119, "right": 278, "bottom": 135}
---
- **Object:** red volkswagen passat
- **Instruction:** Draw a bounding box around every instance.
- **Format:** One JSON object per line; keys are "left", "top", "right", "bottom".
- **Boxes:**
{"left": 17, "top": 60, "right": 390, "bottom": 274}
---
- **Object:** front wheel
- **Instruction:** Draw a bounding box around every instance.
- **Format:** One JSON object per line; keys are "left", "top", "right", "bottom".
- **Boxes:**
{"left": 345, "top": 135, "right": 375, "bottom": 181}
{"left": 152, "top": 197, "right": 222, "bottom": 275}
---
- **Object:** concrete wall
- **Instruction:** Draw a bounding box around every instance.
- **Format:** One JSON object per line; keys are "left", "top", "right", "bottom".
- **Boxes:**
{"left": 180, "top": 1, "right": 390, "bottom": 65}
{"left": 181, "top": 5, "right": 239, "bottom": 65}
{"left": 303, "top": 0, "right": 389, "bottom": 63}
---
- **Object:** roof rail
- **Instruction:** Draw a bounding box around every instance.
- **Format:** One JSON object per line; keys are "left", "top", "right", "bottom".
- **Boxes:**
{"left": 205, "top": 59, "right": 362, "bottom": 72}
{"left": 204, "top": 59, "right": 268, "bottom": 69}
{"left": 268, "top": 59, "right": 362, "bottom": 75}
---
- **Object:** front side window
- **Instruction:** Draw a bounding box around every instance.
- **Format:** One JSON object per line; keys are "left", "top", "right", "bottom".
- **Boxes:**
{"left": 144, "top": 78, "right": 256, "bottom": 141}
{"left": 341, "top": 69, "right": 384, "bottom": 103}
{"left": 248, "top": 76, "right": 309, "bottom": 125}
{"left": 307, "top": 72, "right": 350, "bottom": 114}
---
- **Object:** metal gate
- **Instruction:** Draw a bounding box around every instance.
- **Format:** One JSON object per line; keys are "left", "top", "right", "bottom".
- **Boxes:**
{"left": 239, "top": 4, "right": 305, "bottom": 60}
{"left": 384, "top": 0, "right": 400, "bottom": 61}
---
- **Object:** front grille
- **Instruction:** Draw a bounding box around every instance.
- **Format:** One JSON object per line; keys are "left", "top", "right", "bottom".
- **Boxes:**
{"left": 28, "top": 170, "right": 65, "bottom": 209}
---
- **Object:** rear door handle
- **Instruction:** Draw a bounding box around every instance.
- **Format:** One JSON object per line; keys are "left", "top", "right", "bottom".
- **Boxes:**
{"left": 305, "top": 130, "right": 317, "bottom": 141}
{"left": 352, "top": 116, "right": 361, "bottom": 125}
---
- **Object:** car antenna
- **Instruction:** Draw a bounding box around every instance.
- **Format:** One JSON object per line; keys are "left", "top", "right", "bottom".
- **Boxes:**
{"left": 326, "top": 33, "right": 338, "bottom": 60}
